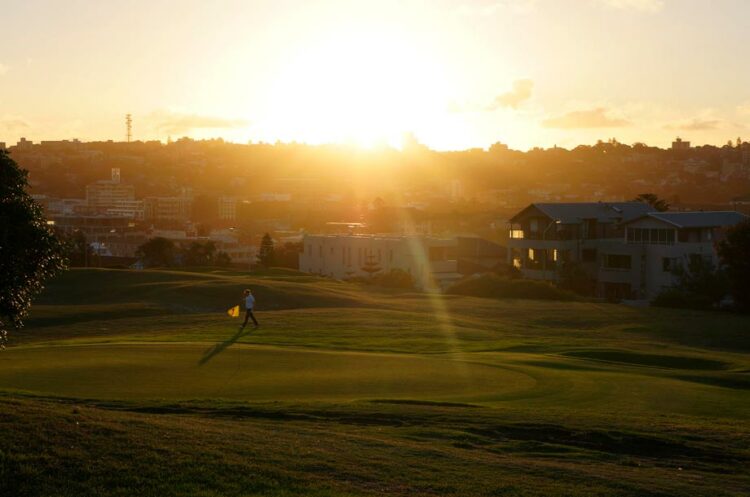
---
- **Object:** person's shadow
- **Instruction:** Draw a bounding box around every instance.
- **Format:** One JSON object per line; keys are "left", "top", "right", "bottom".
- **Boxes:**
{"left": 199, "top": 328, "right": 246, "bottom": 365}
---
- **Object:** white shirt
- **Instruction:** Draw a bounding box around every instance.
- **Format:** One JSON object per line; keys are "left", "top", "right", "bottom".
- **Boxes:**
{"left": 245, "top": 294, "right": 255, "bottom": 310}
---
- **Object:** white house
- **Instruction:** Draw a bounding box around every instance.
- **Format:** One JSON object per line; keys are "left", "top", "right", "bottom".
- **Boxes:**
{"left": 299, "top": 234, "right": 462, "bottom": 290}
{"left": 507, "top": 202, "right": 746, "bottom": 300}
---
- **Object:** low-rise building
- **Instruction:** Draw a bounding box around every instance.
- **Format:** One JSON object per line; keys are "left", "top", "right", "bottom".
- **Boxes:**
{"left": 299, "top": 234, "right": 462, "bottom": 290}
{"left": 143, "top": 196, "right": 192, "bottom": 224}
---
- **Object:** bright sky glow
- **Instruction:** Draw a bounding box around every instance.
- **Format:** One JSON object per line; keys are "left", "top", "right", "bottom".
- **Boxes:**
{"left": 1, "top": 0, "right": 749, "bottom": 150}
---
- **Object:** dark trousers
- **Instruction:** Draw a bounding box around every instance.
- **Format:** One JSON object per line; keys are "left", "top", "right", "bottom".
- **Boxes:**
{"left": 242, "top": 309, "right": 258, "bottom": 327}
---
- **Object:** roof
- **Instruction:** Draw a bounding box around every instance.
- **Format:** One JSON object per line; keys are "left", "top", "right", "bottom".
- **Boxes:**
{"left": 510, "top": 202, "right": 652, "bottom": 224}
{"left": 624, "top": 211, "right": 748, "bottom": 229}
{"left": 456, "top": 237, "right": 506, "bottom": 257}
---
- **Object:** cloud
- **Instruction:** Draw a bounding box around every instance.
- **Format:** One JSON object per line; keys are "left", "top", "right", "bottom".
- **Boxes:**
{"left": 594, "top": 0, "right": 664, "bottom": 13}
{"left": 542, "top": 108, "right": 630, "bottom": 129}
{"left": 0, "top": 63, "right": 8, "bottom": 75}
{"left": 148, "top": 110, "right": 250, "bottom": 135}
{"left": 737, "top": 102, "right": 750, "bottom": 116}
{"left": 664, "top": 118, "right": 721, "bottom": 131}
{"left": 487, "top": 79, "right": 534, "bottom": 110}
{"left": 0, "top": 117, "right": 30, "bottom": 132}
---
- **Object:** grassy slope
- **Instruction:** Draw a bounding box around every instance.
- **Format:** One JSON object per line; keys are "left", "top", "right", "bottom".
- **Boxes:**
{"left": 1, "top": 268, "right": 749, "bottom": 496}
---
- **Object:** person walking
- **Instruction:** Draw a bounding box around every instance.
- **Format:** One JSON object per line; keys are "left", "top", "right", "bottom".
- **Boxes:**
{"left": 240, "top": 289, "right": 259, "bottom": 330}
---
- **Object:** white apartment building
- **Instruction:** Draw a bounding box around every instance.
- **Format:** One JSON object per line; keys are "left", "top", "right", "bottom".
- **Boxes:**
{"left": 217, "top": 196, "right": 237, "bottom": 221}
{"left": 507, "top": 202, "right": 746, "bottom": 300}
{"left": 86, "top": 180, "right": 135, "bottom": 211}
{"left": 299, "top": 234, "right": 462, "bottom": 290}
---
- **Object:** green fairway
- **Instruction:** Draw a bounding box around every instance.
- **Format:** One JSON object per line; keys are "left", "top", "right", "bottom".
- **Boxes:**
{"left": 0, "top": 343, "right": 534, "bottom": 401}
{"left": 1, "top": 268, "right": 749, "bottom": 496}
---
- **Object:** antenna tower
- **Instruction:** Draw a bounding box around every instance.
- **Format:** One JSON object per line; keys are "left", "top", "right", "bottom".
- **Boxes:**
{"left": 125, "top": 114, "right": 132, "bottom": 143}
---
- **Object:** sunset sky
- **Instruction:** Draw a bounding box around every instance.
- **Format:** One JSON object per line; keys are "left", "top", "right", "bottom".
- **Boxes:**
{"left": 2, "top": 0, "right": 749, "bottom": 150}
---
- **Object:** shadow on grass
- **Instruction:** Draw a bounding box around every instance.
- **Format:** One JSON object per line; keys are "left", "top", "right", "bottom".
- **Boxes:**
{"left": 199, "top": 328, "right": 245, "bottom": 365}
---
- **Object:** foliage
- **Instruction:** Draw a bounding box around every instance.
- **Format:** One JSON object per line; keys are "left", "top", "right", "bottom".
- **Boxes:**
{"left": 717, "top": 219, "right": 750, "bottom": 311}
{"left": 633, "top": 193, "right": 670, "bottom": 212}
{"left": 447, "top": 274, "right": 578, "bottom": 301}
{"left": 360, "top": 254, "right": 382, "bottom": 277}
{"left": 273, "top": 241, "right": 302, "bottom": 269}
{"left": 58, "top": 229, "right": 94, "bottom": 267}
{"left": 214, "top": 251, "right": 232, "bottom": 267}
{"left": 371, "top": 269, "right": 415, "bottom": 289}
{"left": 0, "top": 150, "right": 66, "bottom": 346}
{"left": 557, "top": 261, "right": 596, "bottom": 296}
{"left": 135, "top": 237, "right": 176, "bottom": 267}
{"left": 652, "top": 289, "right": 716, "bottom": 310}
{"left": 183, "top": 241, "right": 216, "bottom": 266}
{"left": 653, "top": 255, "right": 728, "bottom": 310}
{"left": 257, "top": 233, "right": 275, "bottom": 267}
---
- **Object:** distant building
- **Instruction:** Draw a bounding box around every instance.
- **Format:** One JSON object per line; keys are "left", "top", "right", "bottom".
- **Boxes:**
{"left": 86, "top": 169, "right": 135, "bottom": 211}
{"left": 106, "top": 200, "right": 145, "bottom": 221}
{"left": 299, "top": 234, "right": 462, "bottom": 290}
{"left": 672, "top": 137, "right": 690, "bottom": 150}
{"left": 507, "top": 202, "right": 746, "bottom": 300}
{"left": 259, "top": 193, "right": 292, "bottom": 202}
{"left": 143, "top": 196, "right": 192, "bottom": 224}
{"left": 217, "top": 196, "right": 237, "bottom": 221}
{"left": 15, "top": 137, "right": 34, "bottom": 151}
{"left": 0, "top": 142, "right": 6, "bottom": 150}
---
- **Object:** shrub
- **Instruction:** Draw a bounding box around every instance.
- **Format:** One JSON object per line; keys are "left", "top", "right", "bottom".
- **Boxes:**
{"left": 446, "top": 274, "right": 578, "bottom": 301}
{"left": 653, "top": 256, "right": 728, "bottom": 310}
{"left": 372, "top": 269, "right": 415, "bottom": 289}
{"left": 652, "top": 288, "right": 715, "bottom": 310}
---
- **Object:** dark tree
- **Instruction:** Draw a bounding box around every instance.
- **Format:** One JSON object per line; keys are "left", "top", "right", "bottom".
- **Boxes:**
{"left": 214, "top": 251, "right": 232, "bottom": 267}
{"left": 718, "top": 219, "right": 750, "bottom": 311}
{"left": 633, "top": 193, "right": 670, "bottom": 212}
{"left": 60, "top": 229, "right": 94, "bottom": 267}
{"left": 135, "top": 237, "right": 176, "bottom": 267}
{"left": 360, "top": 253, "right": 382, "bottom": 278}
{"left": 184, "top": 241, "right": 217, "bottom": 266}
{"left": 257, "top": 233, "right": 275, "bottom": 267}
{"left": 274, "top": 242, "right": 302, "bottom": 269}
{"left": 0, "top": 151, "right": 66, "bottom": 346}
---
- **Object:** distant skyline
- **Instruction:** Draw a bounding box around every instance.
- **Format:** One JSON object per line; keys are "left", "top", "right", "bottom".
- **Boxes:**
{"left": 2, "top": 0, "right": 750, "bottom": 151}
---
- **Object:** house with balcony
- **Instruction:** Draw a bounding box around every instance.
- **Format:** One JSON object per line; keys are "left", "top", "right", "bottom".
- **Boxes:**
{"left": 614, "top": 211, "right": 747, "bottom": 299}
{"left": 507, "top": 202, "right": 652, "bottom": 283}
{"left": 507, "top": 202, "right": 746, "bottom": 300}
{"left": 299, "top": 234, "right": 461, "bottom": 290}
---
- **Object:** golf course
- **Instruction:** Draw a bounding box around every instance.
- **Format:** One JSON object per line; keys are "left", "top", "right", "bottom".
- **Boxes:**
{"left": 1, "top": 268, "right": 749, "bottom": 496}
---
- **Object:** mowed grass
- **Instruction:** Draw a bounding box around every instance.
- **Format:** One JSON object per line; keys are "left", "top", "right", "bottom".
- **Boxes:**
{"left": 1, "top": 268, "right": 749, "bottom": 496}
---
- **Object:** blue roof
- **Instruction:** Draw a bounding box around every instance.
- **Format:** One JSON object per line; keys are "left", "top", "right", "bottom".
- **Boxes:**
{"left": 628, "top": 211, "right": 748, "bottom": 228}
{"left": 511, "top": 202, "right": 652, "bottom": 224}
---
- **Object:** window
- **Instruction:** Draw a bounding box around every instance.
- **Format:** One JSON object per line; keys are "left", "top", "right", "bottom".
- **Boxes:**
{"left": 603, "top": 254, "right": 631, "bottom": 270}
{"left": 530, "top": 219, "right": 539, "bottom": 233}
{"left": 319, "top": 245, "right": 323, "bottom": 257}
{"left": 582, "top": 248, "right": 597, "bottom": 262}
{"left": 626, "top": 228, "right": 675, "bottom": 245}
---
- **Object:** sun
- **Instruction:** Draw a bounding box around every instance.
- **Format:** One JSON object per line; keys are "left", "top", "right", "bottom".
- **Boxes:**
{"left": 264, "top": 27, "right": 453, "bottom": 149}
